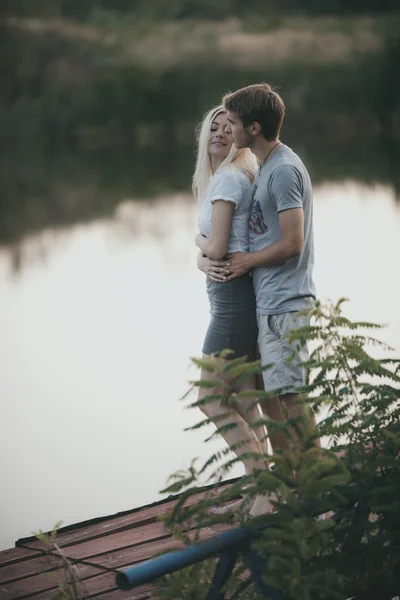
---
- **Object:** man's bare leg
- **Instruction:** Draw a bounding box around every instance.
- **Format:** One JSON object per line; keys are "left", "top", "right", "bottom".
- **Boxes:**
{"left": 248, "top": 393, "right": 319, "bottom": 517}
{"left": 259, "top": 392, "right": 319, "bottom": 454}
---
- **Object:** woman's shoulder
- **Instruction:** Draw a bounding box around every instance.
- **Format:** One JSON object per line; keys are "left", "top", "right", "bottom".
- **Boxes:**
{"left": 207, "top": 167, "right": 252, "bottom": 206}
{"left": 213, "top": 166, "right": 252, "bottom": 188}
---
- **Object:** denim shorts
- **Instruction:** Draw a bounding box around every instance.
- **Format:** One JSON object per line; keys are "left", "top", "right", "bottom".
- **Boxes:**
{"left": 257, "top": 311, "right": 311, "bottom": 393}
{"left": 202, "top": 273, "right": 258, "bottom": 359}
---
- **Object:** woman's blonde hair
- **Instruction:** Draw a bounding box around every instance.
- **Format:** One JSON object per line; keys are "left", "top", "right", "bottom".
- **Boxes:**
{"left": 192, "top": 104, "right": 258, "bottom": 204}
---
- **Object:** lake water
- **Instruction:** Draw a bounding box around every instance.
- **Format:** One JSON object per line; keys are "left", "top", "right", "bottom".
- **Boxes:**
{"left": 1, "top": 175, "right": 399, "bottom": 551}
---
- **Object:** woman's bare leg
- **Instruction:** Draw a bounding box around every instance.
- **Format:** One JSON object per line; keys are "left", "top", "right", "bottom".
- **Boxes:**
{"left": 231, "top": 374, "right": 269, "bottom": 461}
{"left": 197, "top": 355, "right": 269, "bottom": 515}
{"left": 197, "top": 356, "right": 264, "bottom": 475}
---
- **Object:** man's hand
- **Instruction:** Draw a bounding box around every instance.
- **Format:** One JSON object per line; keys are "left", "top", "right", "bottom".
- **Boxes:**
{"left": 225, "top": 252, "right": 252, "bottom": 280}
{"left": 197, "top": 252, "right": 230, "bottom": 282}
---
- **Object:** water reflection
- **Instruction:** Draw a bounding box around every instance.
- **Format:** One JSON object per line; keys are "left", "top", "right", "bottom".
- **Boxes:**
{"left": 0, "top": 183, "right": 399, "bottom": 551}
{"left": 2, "top": 136, "right": 400, "bottom": 259}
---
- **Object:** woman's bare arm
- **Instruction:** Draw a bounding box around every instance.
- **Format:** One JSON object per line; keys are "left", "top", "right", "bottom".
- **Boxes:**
{"left": 195, "top": 200, "right": 235, "bottom": 260}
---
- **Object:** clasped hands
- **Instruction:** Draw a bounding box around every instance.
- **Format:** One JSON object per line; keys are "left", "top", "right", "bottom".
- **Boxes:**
{"left": 200, "top": 252, "right": 252, "bottom": 282}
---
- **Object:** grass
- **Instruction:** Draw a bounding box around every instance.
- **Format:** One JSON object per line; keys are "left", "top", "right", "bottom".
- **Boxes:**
{"left": 6, "top": 10, "right": 400, "bottom": 69}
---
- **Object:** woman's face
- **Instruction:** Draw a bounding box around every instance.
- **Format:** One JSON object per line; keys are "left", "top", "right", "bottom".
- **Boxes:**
{"left": 208, "top": 112, "right": 233, "bottom": 160}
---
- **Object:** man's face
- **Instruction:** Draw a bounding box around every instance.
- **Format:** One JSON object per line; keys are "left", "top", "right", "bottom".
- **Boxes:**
{"left": 225, "top": 111, "right": 253, "bottom": 149}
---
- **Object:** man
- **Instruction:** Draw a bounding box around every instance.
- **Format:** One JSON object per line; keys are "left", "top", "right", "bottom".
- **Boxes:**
{"left": 200, "top": 82, "right": 317, "bottom": 462}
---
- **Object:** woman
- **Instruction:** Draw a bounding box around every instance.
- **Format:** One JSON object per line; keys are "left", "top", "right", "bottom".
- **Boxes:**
{"left": 193, "top": 105, "right": 268, "bottom": 513}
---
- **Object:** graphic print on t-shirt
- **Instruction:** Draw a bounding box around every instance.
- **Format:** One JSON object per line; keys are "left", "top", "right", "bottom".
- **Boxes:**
{"left": 249, "top": 184, "right": 268, "bottom": 234}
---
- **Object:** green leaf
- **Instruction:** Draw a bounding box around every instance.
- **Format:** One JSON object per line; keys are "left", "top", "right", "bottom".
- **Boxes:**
{"left": 189, "top": 378, "right": 225, "bottom": 388}
{"left": 190, "top": 357, "right": 217, "bottom": 372}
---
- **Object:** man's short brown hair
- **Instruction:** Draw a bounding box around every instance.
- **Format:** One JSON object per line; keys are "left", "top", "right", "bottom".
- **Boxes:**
{"left": 223, "top": 83, "right": 285, "bottom": 141}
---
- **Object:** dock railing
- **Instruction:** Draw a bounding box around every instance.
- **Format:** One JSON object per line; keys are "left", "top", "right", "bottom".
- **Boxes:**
{"left": 115, "top": 477, "right": 398, "bottom": 599}
{"left": 115, "top": 518, "right": 283, "bottom": 599}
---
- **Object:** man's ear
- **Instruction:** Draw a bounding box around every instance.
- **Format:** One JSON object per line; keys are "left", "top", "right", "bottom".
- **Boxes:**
{"left": 249, "top": 122, "right": 261, "bottom": 136}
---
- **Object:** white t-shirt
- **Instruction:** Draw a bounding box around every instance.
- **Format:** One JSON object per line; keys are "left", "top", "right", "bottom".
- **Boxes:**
{"left": 198, "top": 168, "right": 253, "bottom": 254}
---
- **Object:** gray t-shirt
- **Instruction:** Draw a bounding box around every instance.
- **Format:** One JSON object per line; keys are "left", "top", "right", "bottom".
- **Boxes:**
{"left": 249, "top": 144, "right": 316, "bottom": 315}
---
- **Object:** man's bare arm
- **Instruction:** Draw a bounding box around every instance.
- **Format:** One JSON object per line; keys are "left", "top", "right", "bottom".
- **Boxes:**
{"left": 225, "top": 208, "right": 304, "bottom": 279}
{"left": 251, "top": 207, "right": 304, "bottom": 267}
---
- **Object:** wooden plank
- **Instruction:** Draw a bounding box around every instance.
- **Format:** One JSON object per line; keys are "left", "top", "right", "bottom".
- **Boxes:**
{"left": 22, "top": 521, "right": 172, "bottom": 561}
{"left": 0, "top": 539, "right": 150, "bottom": 586}
{"left": 79, "top": 571, "right": 116, "bottom": 596}
{"left": 0, "top": 547, "right": 42, "bottom": 568}
{"left": 0, "top": 554, "right": 62, "bottom": 585}
{"left": 84, "top": 573, "right": 161, "bottom": 599}
{"left": 0, "top": 570, "right": 61, "bottom": 600}
{"left": 18, "top": 580, "right": 157, "bottom": 599}
{"left": 0, "top": 562, "right": 104, "bottom": 599}
{"left": 93, "top": 582, "right": 156, "bottom": 599}
{"left": 58, "top": 518, "right": 230, "bottom": 563}
{"left": 16, "top": 482, "right": 233, "bottom": 552}
{"left": 88, "top": 523, "right": 229, "bottom": 572}
{"left": 3, "top": 571, "right": 135, "bottom": 599}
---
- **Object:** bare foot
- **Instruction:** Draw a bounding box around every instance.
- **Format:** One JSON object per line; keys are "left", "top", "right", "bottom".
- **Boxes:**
{"left": 248, "top": 493, "right": 275, "bottom": 517}
{"left": 210, "top": 497, "right": 245, "bottom": 516}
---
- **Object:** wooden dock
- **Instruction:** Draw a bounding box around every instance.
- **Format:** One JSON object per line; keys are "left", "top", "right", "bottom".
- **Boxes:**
{"left": 0, "top": 482, "right": 234, "bottom": 599}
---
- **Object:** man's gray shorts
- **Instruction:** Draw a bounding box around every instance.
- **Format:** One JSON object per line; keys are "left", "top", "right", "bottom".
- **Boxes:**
{"left": 257, "top": 311, "right": 310, "bottom": 394}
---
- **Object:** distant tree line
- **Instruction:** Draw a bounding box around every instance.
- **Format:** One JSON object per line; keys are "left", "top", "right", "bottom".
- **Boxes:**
{"left": 2, "top": 0, "right": 398, "bottom": 21}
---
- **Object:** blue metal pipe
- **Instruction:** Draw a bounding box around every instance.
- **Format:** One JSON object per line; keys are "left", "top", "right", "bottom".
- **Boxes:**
{"left": 116, "top": 484, "right": 360, "bottom": 592}
{"left": 116, "top": 526, "right": 250, "bottom": 590}
{"left": 115, "top": 478, "right": 380, "bottom": 595}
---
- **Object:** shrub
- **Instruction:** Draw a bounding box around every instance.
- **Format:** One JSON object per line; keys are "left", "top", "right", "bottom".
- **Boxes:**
{"left": 157, "top": 299, "right": 400, "bottom": 600}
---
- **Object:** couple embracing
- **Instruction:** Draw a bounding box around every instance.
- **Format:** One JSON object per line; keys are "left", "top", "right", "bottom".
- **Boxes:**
{"left": 193, "top": 83, "right": 316, "bottom": 517}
